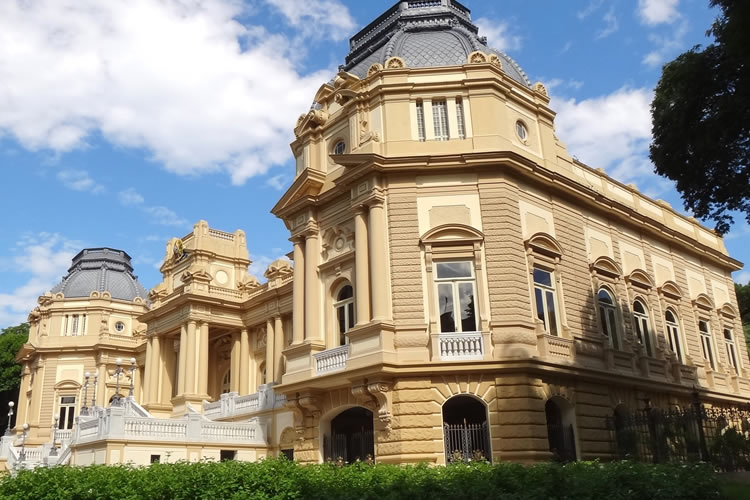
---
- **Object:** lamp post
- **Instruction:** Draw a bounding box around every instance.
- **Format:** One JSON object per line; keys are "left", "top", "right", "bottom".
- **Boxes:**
{"left": 5, "top": 401, "right": 14, "bottom": 436}
{"left": 49, "top": 415, "right": 59, "bottom": 457}
{"left": 92, "top": 373, "right": 99, "bottom": 409}
{"left": 19, "top": 423, "right": 28, "bottom": 463}
{"left": 128, "top": 357, "right": 136, "bottom": 398}
{"left": 113, "top": 358, "right": 123, "bottom": 406}
{"left": 81, "top": 372, "right": 90, "bottom": 415}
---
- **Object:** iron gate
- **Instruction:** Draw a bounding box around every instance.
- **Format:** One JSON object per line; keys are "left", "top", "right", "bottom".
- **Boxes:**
{"left": 443, "top": 420, "right": 491, "bottom": 462}
{"left": 323, "top": 428, "right": 374, "bottom": 463}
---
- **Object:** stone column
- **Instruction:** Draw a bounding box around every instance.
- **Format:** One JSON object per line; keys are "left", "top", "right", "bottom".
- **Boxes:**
{"left": 368, "top": 199, "right": 389, "bottom": 320}
{"left": 177, "top": 324, "right": 187, "bottom": 395}
{"left": 292, "top": 238, "right": 305, "bottom": 344}
{"left": 230, "top": 331, "right": 240, "bottom": 393}
{"left": 144, "top": 338, "right": 153, "bottom": 404}
{"left": 304, "top": 231, "right": 320, "bottom": 340}
{"left": 150, "top": 335, "right": 161, "bottom": 404}
{"left": 265, "top": 318, "right": 275, "bottom": 385}
{"left": 239, "top": 328, "right": 249, "bottom": 394}
{"left": 354, "top": 206, "right": 371, "bottom": 326}
{"left": 198, "top": 322, "right": 209, "bottom": 396}
{"left": 97, "top": 363, "right": 106, "bottom": 407}
{"left": 274, "top": 316, "right": 284, "bottom": 382}
{"left": 185, "top": 321, "right": 197, "bottom": 395}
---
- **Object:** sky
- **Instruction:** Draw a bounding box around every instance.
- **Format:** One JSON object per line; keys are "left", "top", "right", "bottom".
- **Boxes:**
{"left": 0, "top": 0, "right": 748, "bottom": 329}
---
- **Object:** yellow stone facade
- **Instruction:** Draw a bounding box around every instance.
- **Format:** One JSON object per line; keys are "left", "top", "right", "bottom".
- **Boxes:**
{"left": 4, "top": 0, "right": 748, "bottom": 469}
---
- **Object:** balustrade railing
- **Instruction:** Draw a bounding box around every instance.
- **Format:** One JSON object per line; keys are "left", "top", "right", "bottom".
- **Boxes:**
{"left": 314, "top": 345, "right": 350, "bottom": 374}
{"left": 439, "top": 333, "right": 484, "bottom": 360}
{"left": 124, "top": 418, "right": 188, "bottom": 439}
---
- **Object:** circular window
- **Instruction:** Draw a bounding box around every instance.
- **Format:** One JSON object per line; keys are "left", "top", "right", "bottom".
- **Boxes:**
{"left": 332, "top": 140, "right": 346, "bottom": 155}
{"left": 114, "top": 321, "right": 125, "bottom": 332}
{"left": 515, "top": 121, "right": 528, "bottom": 141}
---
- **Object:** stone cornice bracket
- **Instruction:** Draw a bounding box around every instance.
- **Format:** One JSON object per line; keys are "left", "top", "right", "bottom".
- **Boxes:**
{"left": 284, "top": 398, "right": 306, "bottom": 441}
{"left": 351, "top": 383, "right": 377, "bottom": 410}
{"left": 362, "top": 189, "right": 386, "bottom": 208}
{"left": 299, "top": 395, "right": 320, "bottom": 418}
{"left": 366, "top": 381, "right": 393, "bottom": 432}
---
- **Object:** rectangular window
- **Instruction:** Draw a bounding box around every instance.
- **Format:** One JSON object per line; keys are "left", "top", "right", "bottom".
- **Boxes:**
{"left": 724, "top": 328, "right": 738, "bottom": 373}
{"left": 150, "top": 454, "right": 161, "bottom": 464}
{"left": 434, "top": 261, "right": 477, "bottom": 333}
{"left": 63, "top": 315, "right": 69, "bottom": 336}
{"left": 698, "top": 320, "right": 715, "bottom": 370}
{"left": 432, "top": 99, "right": 449, "bottom": 141}
{"left": 59, "top": 396, "right": 76, "bottom": 430}
{"left": 455, "top": 97, "right": 466, "bottom": 139}
{"left": 220, "top": 450, "right": 236, "bottom": 461}
{"left": 71, "top": 315, "right": 79, "bottom": 335}
{"left": 533, "top": 268, "right": 558, "bottom": 336}
{"left": 416, "top": 100, "right": 426, "bottom": 142}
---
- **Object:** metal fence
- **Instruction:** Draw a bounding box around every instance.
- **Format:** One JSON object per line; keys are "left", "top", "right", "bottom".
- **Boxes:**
{"left": 323, "top": 429, "right": 374, "bottom": 464}
{"left": 443, "top": 421, "right": 491, "bottom": 463}
{"left": 606, "top": 400, "right": 750, "bottom": 471}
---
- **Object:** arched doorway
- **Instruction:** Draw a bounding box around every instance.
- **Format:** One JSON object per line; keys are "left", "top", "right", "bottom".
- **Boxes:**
{"left": 323, "top": 407, "right": 374, "bottom": 463}
{"left": 545, "top": 398, "right": 577, "bottom": 462}
{"left": 442, "top": 395, "right": 491, "bottom": 462}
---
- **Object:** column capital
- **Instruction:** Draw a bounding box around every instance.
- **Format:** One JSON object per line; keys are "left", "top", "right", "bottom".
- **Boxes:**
{"left": 364, "top": 192, "right": 385, "bottom": 208}
{"left": 352, "top": 203, "right": 369, "bottom": 215}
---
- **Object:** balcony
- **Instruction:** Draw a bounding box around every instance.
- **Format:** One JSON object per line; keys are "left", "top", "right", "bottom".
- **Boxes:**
{"left": 314, "top": 345, "right": 350, "bottom": 374}
{"left": 202, "top": 385, "right": 286, "bottom": 420}
{"left": 438, "top": 332, "right": 484, "bottom": 360}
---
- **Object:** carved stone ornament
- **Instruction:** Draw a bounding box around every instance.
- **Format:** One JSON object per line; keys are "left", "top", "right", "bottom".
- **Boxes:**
{"left": 533, "top": 82, "right": 548, "bottom": 97}
{"left": 488, "top": 54, "right": 503, "bottom": 69}
{"left": 308, "top": 109, "right": 329, "bottom": 127}
{"left": 367, "top": 63, "right": 383, "bottom": 77}
{"left": 367, "top": 382, "right": 393, "bottom": 432}
{"left": 264, "top": 259, "right": 293, "bottom": 281}
{"left": 384, "top": 56, "right": 406, "bottom": 69}
{"left": 237, "top": 275, "right": 261, "bottom": 292}
{"left": 468, "top": 51, "right": 488, "bottom": 64}
{"left": 256, "top": 327, "right": 267, "bottom": 349}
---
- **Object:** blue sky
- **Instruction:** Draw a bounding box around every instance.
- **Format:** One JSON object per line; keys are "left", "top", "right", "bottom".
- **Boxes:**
{"left": 0, "top": 0, "right": 747, "bottom": 329}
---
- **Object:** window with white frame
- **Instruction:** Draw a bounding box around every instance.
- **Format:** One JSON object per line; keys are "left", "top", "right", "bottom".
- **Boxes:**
{"left": 432, "top": 99, "right": 449, "bottom": 141}
{"left": 724, "top": 328, "right": 738, "bottom": 373}
{"left": 435, "top": 261, "right": 477, "bottom": 333}
{"left": 698, "top": 320, "right": 716, "bottom": 370}
{"left": 664, "top": 309, "right": 684, "bottom": 363}
{"left": 58, "top": 396, "right": 76, "bottom": 430}
{"left": 455, "top": 97, "right": 466, "bottom": 139}
{"left": 334, "top": 283, "right": 355, "bottom": 345}
{"left": 632, "top": 300, "right": 653, "bottom": 356}
{"left": 533, "top": 268, "right": 559, "bottom": 336}
{"left": 597, "top": 288, "right": 620, "bottom": 349}
{"left": 416, "top": 99, "right": 426, "bottom": 142}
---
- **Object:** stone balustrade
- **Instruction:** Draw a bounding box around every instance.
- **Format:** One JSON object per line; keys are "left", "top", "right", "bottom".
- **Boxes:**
{"left": 537, "top": 333, "right": 576, "bottom": 361}
{"left": 200, "top": 384, "right": 284, "bottom": 421}
{"left": 438, "top": 332, "right": 484, "bottom": 360}
{"left": 314, "top": 345, "right": 350, "bottom": 374}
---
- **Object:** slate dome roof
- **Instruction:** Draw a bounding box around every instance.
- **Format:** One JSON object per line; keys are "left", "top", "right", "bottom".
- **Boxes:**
{"left": 50, "top": 248, "right": 148, "bottom": 302}
{"left": 342, "top": 0, "right": 530, "bottom": 87}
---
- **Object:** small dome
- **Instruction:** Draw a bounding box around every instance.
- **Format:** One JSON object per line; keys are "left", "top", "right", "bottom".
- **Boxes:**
{"left": 342, "top": 1, "right": 530, "bottom": 87}
{"left": 51, "top": 248, "right": 148, "bottom": 302}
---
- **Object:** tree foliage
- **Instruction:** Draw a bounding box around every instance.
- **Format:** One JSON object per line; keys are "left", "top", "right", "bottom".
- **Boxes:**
{"left": 650, "top": 0, "right": 750, "bottom": 234}
{"left": 0, "top": 323, "right": 28, "bottom": 392}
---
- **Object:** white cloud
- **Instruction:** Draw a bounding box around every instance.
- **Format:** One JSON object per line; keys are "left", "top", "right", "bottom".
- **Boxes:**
{"left": 0, "top": 233, "right": 80, "bottom": 328}
{"left": 551, "top": 87, "right": 669, "bottom": 193}
{"left": 596, "top": 5, "right": 619, "bottom": 39}
{"left": 263, "top": 0, "right": 356, "bottom": 41}
{"left": 734, "top": 271, "right": 750, "bottom": 285}
{"left": 56, "top": 169, "right": 105, "bottom": 194}
{"left": 638, "top": 0, "right": 681, "bottom": 25}
{"left": 475, "top": 18, "right": 522, "bottom": 52}
{"left": 642, "top": 20, "right": 689, "bottom": 67}
{"left": 0, "top": 0, "right": 335, "bottom": 186}
{"left": 118, "top": 188, "right": 187, "bottom": 227}
{"left": 249, "top": 254, "right": 290, "bottom": 278}
{"left": 577, "top": 0, "right": 604, "bottom": 20}
{"left": 266, "top": 174, "right": 290, "bottom": 190}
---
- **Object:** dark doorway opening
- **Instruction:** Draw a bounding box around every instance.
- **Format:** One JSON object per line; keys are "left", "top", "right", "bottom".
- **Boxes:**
{"left": 220, "top": 449, "right": 236, "bottom": 461}
{"left": 442, "top": 395, "right": 491, "bottom": 462}
{"left": 323, "top": 407, "right": 374, "bottom": 463}
{"left": 545, "top": 399, "right": 577, "bottom": 462}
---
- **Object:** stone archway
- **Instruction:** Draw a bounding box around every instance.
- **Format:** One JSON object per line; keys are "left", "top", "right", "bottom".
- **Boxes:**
{"left": 442, "top": 395, "right": 491, "bottom": 462}
{"left": 323, "top": 407, "right": 374, "bottom": 463}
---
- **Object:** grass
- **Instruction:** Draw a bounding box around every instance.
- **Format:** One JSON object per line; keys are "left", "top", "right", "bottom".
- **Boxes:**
{"left": 719, "top": 477, "right": 750, "bottom": 500}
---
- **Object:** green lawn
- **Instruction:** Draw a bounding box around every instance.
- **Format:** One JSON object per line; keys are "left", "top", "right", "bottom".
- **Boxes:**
{"left": 719, "top": 477, "right": 750, "bottom": 500}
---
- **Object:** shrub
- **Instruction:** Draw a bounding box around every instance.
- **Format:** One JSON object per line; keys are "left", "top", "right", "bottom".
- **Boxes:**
{"left": 0, "top": 459, "right": 721, "bottom": 500}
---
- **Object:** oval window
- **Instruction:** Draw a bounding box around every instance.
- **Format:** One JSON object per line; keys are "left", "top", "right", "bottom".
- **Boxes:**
{"left": 114, "top": 321, "right": 125, "bottom": 332}
{"left": 515, "top": 121, "right": 528, "bottom": 141}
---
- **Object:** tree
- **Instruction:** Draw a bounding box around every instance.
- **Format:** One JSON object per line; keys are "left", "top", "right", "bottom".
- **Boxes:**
{"left": 0, "top": 323, "right": 29, "bottom": 431}
{"left": 650, "top": 0, "right": 750, "bottom": 235}
{"left": 736, "top": 282, "right": 750, "bottom": 355}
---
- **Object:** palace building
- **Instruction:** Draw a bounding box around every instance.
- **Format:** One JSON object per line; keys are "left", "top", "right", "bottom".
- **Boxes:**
{"left": 2, "top": 0, "right": 748, "bottom": 470}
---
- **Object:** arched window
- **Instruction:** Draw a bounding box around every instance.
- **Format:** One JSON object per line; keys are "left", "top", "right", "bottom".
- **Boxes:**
{"left": 664, "top": 309, "right": 683, "bottom": 363}
{"left": 698, "top": 320, "right": 716, "bottom": 370}
{"left": 632, "top": 300, "right": 653, "bottom": 356}
{"left": 221, "top": 369, "right": 231, "bottom": 394}
{"left": 597, "top": 288, "right": 619, "bottom": 349}
{"left": 334, "top": 283, "right": 355, "bottom": 346}
{"left": 332, "top": 140, "right": 346, "bottom": 155}
{"left": 724, "top": 328, "right": 738, "bottom": 373}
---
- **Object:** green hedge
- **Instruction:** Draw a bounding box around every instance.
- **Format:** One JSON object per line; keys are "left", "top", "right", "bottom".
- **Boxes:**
{"left": 0, "top": 459, "right": 721, "bottom": 500}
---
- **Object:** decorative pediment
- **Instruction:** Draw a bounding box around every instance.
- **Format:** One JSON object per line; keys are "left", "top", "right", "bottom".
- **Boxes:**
{"left": 271, "top": 168, "right": 326, "bottom": 217}
{"left": 524, "top": 232, "right": 563, "bottom": 259}
{"left": 626, "top": 268, "right": 655, "bottom": 290}
{"left": 658, "top": 280, "right": 683, "bottom": 300}
{"left": 718, "top": 302, "right": 738, "bottom": 319}
{"left": 693, "top": 293, "right": 714, "bottom": 311}
{"left": 312, "top": 83, "right": 334, "bottom": 105}
{"left": 420, "top": 224, "right": 484, "bottom": 247}
{"left": 54, "top": 379, "right": 81, "bottom": 390}
{"left": 589, "top": 256, "right": 622, "bottom": 279}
